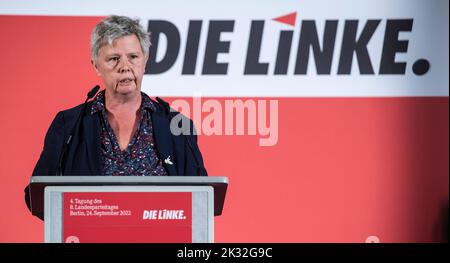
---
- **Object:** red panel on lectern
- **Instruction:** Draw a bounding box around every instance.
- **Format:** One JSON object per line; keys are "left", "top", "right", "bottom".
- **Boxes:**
{"left": 62, "top": 192, "right": 192, "bottom": 243}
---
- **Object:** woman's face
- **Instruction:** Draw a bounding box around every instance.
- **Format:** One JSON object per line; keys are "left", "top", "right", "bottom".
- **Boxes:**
{"left": 93, "top": 34, "right": 148, "bottom": 96}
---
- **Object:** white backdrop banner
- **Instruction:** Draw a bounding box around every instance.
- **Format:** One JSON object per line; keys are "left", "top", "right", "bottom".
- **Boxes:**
{"left": 1, "top": 0, "right": 448, "bottom": 97}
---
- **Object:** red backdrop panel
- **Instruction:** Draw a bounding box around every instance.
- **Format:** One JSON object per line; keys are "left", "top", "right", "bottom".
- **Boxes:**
{"left": 0, "top": 15, "right": 447, "bottom": 242}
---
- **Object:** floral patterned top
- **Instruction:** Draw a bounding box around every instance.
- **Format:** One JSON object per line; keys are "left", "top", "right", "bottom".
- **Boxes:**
{"left": 91, "top": 90, "right": 168, "bottom": 176}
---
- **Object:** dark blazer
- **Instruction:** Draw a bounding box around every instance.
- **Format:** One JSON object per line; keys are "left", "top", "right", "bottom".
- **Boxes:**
{"left": 24, "top": 96, "right": 207, "bottom": 218}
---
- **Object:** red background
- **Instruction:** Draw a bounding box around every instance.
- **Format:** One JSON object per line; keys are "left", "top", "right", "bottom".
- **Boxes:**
{"left": 0, "top": 15, "right": 448, "bottom": 242}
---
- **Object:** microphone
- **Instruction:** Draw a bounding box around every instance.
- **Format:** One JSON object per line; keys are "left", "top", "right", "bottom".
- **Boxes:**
{"left": 87, "top": 85, "right": 100, "bottom": 99}
{"left": 56, "top": 85, "right": 100, "bottom": 175}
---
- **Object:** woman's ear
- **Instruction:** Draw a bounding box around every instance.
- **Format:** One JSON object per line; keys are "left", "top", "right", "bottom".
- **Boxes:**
{"left": 91, "top": 59, "right": 101, "bottom": 76}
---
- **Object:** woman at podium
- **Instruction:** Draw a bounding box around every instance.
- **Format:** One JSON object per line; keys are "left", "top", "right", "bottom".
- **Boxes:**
{"left": 25, "top": 15, "right": 208, "bottom": 215}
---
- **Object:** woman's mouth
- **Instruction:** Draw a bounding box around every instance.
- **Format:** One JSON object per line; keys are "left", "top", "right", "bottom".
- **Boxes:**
{"left": 118, "top": 78, "right": 134, "bottom": 85}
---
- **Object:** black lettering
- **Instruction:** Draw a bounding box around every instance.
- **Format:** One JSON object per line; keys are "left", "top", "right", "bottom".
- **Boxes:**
{"left": 274, "top": 30, "right": 293, "bottom": 75}
{"left": 294, "top": 20, "right": 338, "bottom": 75}
{"left": 146, "top": 20, "right": 180, "bottom": 74}
{"left": 244, "top": 21, "right": 269, "bottom": 75}
{"left": 379, "top": 19, "right": 413, "bottom": 74}
{"left": 202, "top": 20, "right": 234, "bottom": 75}
{"left": 338, "top": 20, "right": 381, "bottom": 74}
{"left": 182, "top": 20, "right": 202, "bottom": 75}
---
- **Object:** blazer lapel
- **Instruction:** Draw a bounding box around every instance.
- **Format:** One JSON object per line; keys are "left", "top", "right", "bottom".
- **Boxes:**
{"left": 151, "top": 110, "right": 177, "bottom": 176}
{"left": 83, "top": 112, "right": 101, "bottom": 175}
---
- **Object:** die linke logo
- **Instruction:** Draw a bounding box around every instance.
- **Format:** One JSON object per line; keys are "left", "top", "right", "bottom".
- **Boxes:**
{"left": 145, "top": 12, "right": 430, "bottom": 76}
{"left": 143, "top": 209, "right": 187, "bottom": 220}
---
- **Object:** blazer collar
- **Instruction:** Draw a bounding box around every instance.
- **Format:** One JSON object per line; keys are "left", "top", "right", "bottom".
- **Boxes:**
{"left": 83, "top": 107, "right": 102, "bottom": 175}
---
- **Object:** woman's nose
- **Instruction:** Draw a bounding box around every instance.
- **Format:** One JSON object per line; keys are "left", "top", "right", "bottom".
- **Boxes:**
{"left": 118, "top": 58, "right": 131, "bottom": 72}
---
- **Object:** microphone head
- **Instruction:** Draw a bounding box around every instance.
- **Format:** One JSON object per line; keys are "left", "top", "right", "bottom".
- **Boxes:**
{"left": 87, "top": 85, "right": 100, "bottom": 99}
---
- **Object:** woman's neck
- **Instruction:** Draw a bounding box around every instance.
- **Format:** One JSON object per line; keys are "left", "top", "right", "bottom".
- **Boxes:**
{"left": 104, "top": 90, "right": 142, "bottom": 114}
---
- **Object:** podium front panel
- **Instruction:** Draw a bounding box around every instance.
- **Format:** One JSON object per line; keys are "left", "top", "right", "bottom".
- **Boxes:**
{"left": 44, "top": 186, "right": 213, "bottom": 243}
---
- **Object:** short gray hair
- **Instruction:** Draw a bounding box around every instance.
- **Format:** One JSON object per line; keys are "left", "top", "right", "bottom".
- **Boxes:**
{"left": 90, "top": 15, "right": 151, "bottom": 64}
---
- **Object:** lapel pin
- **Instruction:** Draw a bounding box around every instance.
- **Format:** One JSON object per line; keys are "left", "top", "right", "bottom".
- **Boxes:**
{"left": 164, "top": 156, "right": 173, "bottom": 165}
